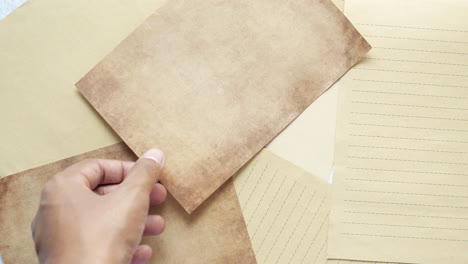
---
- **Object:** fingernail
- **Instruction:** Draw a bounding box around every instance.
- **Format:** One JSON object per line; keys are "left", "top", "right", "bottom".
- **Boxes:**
{"left": 141, "top": 148, "right": 165, "bottom": 166}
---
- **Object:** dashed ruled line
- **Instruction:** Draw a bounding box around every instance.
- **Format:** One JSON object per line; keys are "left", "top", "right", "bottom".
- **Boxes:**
{"left": 351, "top": 78, "right": 468, "bottom": 88}
{"left": 365, "top": 57, "right": 468, "bottom": 67}
{"left": 350, "top": 122, "right": 468, "bottom": 132}
{"left": 341, "top": 233, "right": 468, "bottom": 242}
{"left": 364, "top": 35, "right": 468, "bottom": 44}
{"left": 354, "top": 67, "right": 468, "bottom": 78}
{"left": 348, "top": 167, "right": 468, "bottom": 177}
{"left": 352, "top": 101, "right": 468, "bottom": 111}
{"left": 348, "top": 156, "right": 468, "bottom": 166}
{"left": 355, "top": 23, "right": 468, "bottom": 33}
{"left": 347, "top": 144, "right": 465, "bottom": 154}
{"left": 349, "top": 134, "right": 468, "bottom": 144}
{"left": 351, "top": 112, "right": 468, "bottom": 122}
{"left": 352, "top": 90, "right": 468, "bottom": 99}
{"left": 345, "top": 178, "right": 468, "bottom": 188}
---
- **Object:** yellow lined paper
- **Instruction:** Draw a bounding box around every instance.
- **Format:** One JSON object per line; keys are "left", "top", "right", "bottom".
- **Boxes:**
{"left": 329, "top": 0, "right": 468, "bottom": 263}
{"left": 234, "top": 149, "right": 381, "bottom": 264}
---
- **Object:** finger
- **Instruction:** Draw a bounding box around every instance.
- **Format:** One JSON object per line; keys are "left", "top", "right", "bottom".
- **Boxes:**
{"left": 130, "top": 244, "right": 152, "bottom": 264}
{"left": 150, "top": 183, "right": 167, "bottom": 205}
{"left": 143, "top": 215, "right": 165, "bottom": 236}
{"left": 94, "top": 182, "right": 167, "bottom": 202}
{"left": 122, "top": 149, "right": 165, "bottom": 194}
{"left": 58, "top": 159, "right": 135, "bottom": 190}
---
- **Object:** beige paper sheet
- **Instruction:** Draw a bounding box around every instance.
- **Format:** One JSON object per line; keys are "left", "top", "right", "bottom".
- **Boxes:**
{"left": 234, "top": 149, "right": 384, "bottom": 264}
{"left": 0, "top": 0, "right": 176, "bottom": 178}
{"left": 267, "top": 87, "right": 339, "bottom": 182}
{"left": 329, "top": 0, "right": 468, "bottom": 263}
{"left": 331, "top": 0, "right": 344, "bottom": 11}
{"left": 0, "top": 144, "right": 256, "bottom": 263}
{"left": 76, "top": 0, "right": 370, "bottom": 213}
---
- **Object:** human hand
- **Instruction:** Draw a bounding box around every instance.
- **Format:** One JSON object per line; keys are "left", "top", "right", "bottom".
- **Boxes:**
{"left": 31, "top": 149, "right": 167, "bottom": 264}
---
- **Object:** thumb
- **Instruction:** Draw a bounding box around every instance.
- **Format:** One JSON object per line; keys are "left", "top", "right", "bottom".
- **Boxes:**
{"left": 123, "top": 149, "right": 165, "bottom": 193}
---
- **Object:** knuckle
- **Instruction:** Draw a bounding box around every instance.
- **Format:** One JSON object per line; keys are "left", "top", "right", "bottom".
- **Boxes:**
{"left": 77, "top": 158, "right": 101, "bottom": 173}
{"left": 40, "top": 175, "right": 61, "bottom": 199}
{"left": 71, "top": 158, "right": 100, "bottom": 172}
{"left": 40, "top": 181, "right": 55, "bottom": 198}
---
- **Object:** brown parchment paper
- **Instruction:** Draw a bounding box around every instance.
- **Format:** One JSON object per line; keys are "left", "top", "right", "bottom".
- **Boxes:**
{"left": 76, "top": 0, "right": 371, "bottom": 213}
{"left": 0, "top": 143, "right": 256, "bottom": 264}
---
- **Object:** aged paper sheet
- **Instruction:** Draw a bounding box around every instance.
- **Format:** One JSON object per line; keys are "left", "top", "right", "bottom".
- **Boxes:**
{"left": 235, "top": 149, "right": 389, "bottom": 264}
{"left": 0, "top": 0, "right": 173, "bottom": 178}
{"left": 329, "top": 0, "right": 468, "bottom": 263}
{"left": 77, "top": 0, "right": 370, "bottom": 213}
{"left": 0, "top": 144, "right": 255, "bottom": 263}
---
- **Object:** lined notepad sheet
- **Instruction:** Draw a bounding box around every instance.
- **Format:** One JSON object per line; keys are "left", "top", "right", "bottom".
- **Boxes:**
{"left": 329, "top": 0, "right": 468, "bottom": 263}
{"left": 234, "top": 149, "right": 377, "bottom": 264}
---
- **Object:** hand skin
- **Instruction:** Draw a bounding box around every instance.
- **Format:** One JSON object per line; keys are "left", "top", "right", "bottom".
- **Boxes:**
{"left": 31, "top": 149, "right": 167, "bottom": 264}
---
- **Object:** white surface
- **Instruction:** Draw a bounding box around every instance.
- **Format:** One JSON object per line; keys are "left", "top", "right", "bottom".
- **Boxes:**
{"left": 0, "top": 0, "right": 27, "bottom": 20}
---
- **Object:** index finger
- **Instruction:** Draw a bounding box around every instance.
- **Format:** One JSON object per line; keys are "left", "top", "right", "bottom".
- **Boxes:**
{"left": 58, "top": 159, "right": 135, "bottom": 190}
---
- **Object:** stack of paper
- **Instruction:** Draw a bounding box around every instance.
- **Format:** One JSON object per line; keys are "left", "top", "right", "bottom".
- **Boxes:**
{"left": 0, "top": 0, "right": 370, "bottom": 263}
{"left": 3, "top": 0, "right": 466, "bottom": 262}
{"left": 329, "top": 0, "right": 468, "bottom": 263}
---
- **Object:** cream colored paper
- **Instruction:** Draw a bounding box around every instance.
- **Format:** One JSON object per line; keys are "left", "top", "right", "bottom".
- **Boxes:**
{"left": 0, "top": 0, "right": 171, "bottom": 178}
{"left": 76, "top": 0, "right": 370, "bottom": 214}
{"left": 234, "top": 149, "right": 378, "bottom": 264}
{"left": 267, "top": 81, "right": 339, "bottom": 182}
{"left": 330, "top": 0, "right": 344, "bottom": 11}
{"left": 329, "top": 0, "right": 468, "bottom": 263}
{"left": 0, "top": 144, "right": 256, "bottom": 263}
